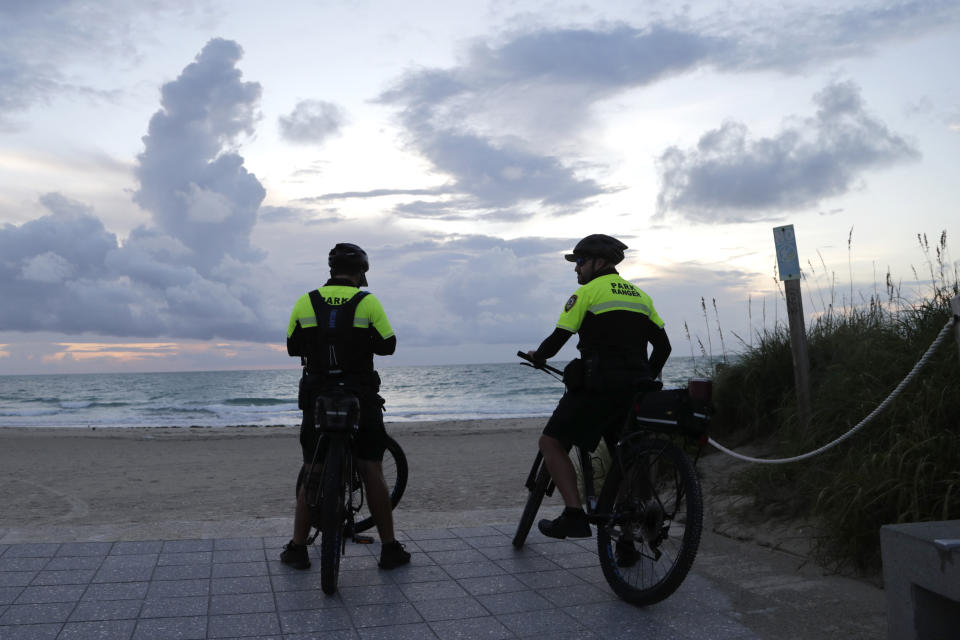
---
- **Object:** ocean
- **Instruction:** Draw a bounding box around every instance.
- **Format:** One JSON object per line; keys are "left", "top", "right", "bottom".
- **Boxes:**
{"left": 0, "top": 357, "right": 706, "bottom": 429}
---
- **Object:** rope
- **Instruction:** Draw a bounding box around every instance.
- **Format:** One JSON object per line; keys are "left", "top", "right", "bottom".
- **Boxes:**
{"left": 707, "top": 315, "right": 957, "bottom": 464}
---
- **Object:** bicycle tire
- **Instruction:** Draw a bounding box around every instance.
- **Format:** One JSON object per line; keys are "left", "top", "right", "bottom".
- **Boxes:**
{"left": 352, "top": 435, "right": 408, "bottom": 534}
{"left": 319, "top": 442, "right": 347, "bottom": 595}
{"left": 596, "top": 438, "right": 702, "bottom": 605}
{"left": 513, "top": 464, "right": 551, "bottom": 548}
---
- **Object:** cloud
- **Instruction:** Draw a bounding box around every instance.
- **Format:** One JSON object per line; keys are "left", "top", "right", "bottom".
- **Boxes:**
{"left": 278, "top": 99, "right": 346, "bottom": 145}
{"left": 133, "top": 38, "right": 266, "bottom": 274}
{"left": 0, "top": 40, "right": 280, "bottom": 343}
{"left": 654, "top": 81, "right": 920, "bottom": 223}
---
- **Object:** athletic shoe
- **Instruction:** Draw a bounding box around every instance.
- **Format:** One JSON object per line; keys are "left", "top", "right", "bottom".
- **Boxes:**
{"left": 537, "top": 507, "right": 591, "bottom": 539}
{"left": 280, "top": 541, "right": 310, "bottom": 570}
{"left": 378, "top": 540, "right": 411, "bottom": 569}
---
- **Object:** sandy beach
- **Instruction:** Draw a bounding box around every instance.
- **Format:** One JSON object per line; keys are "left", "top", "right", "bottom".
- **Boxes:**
{"left": 0, "top": 418, "right": 547, "bottom": 539}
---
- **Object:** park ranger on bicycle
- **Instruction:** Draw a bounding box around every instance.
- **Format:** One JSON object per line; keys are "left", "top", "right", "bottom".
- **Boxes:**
{"left": 527, "top": 234, "right": 672, "bottom": 539}
{"left": 281, "top": 243, "right": 410, "bottom": 570}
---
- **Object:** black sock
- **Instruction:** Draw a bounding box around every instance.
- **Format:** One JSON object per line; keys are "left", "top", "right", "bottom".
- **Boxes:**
{"left": 563, "top": 506, "right": 584, "bottom": 517}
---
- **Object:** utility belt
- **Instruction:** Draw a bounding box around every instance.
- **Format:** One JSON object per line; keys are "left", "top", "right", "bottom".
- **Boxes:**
{"left": 298, "top": 369, "right": 381, "bottom": 410}
{"left": 562, "top": 350, "right": 650, "bottom": 393}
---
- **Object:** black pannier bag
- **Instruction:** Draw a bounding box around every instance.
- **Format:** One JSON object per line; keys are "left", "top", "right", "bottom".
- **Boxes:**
{"left": 633, "top": 380, "right": 712, "bottom": 438}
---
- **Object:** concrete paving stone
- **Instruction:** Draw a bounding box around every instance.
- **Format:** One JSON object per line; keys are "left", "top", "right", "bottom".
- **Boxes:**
{"left": 0, "top": 601, "right": 75, "bottom": 625}
{"left": 428, "top": 616, "right": 512, "bottom": 640}
{"left": 475, "top": 590, "right": 552, "bottom": 615}
{"left": 456, "top": 574, "right": 528, "bottom": 596}
{"left": 0, "top": 557, "right": 48, "bottom": 572}
{"left": 0, "top": 572, "right": 39, "bottom": 587}
{"left": 337, "top": 568, "right": 395, "bottom": 588}
{"left": 208, "top": 592, "right": 276, "bottom": 616}
{"left": 0, "top": 622, "right": 63, "bottom": 639}
{"left": 403, "top": 529, "right": 459, "bottom": 541}
{"left": 207, "top": 612, "right": 281, "bottom": 638}
{"left": 524, "top": 631, "right": 602, "bottom": 640}
{"left": 278, "top": 607, "right": 353, "bottom": 634}
{"left": 145, "top": 578, "right": 209, "bottom": 599}
{"left": 414, "top": 538, "right": 472, "bottom": 553}
{"left": 388, "top": 564, "right": 449, "bottom": 584}
{"left": 566, "top": 565, "right": 606, "bottom": 585}
{"left": 462, "top": 535, "right": 511, "bottom": 549}
{"left": 497, "top": 608, "right": 585, "bottom": 637}
{"left": 338, "top": 554, "right": 381, "bottom": 571}
{"left": 30, "top": 569, "right": 97, "bottom": 586}
{"left": 515, "top": 569, "right": 587, "bottom": 590}
{"left": 474, "top": 545, "right": 522, "bottom": 561}
{"left": 437, "top": 561, "right": 505, "bottom": 580}
{"left": 56, "top": 619, "right": 137, "bottom": 640}
{"left": 347, "top": 601, "right": 423, "bottom": 628}
{"left": 81, "top": 582, "right": 149, "bottom": 601}
{"left": 666, "top": 613, "right": 760, "bottom": 640}
{"left": 3, "top": 544, "right": 60, "bottom": 558}
{"left": 68, "top": 600, "right": 144, "bottom": 622}
{"left": 13, "top": 584, "right": 86, "bottom": 604}
{"left": 426, "top": 549, "right": 488, "bottom": 565}
{"left": 44, "top": 557, "right": 103, "bottom": 571}
{"left": 262, "top": 536, "right": 289, "bottom": 549}
{"left": 448, "top": 526, "right": 501, "bottom": 538}
{"left": 109, "top": 542, "right": 163, "bottom": 556}
{"left": 209, "top": 575, "right": 272, "bottom": 595}
{"left": 564, "top": 601, "right": 673, "bottom": 639}
{"left": 212, "top": 538, "right": 263, "bottom": 551}
{"left": 274, "top": 589, "right": 343, "bottom": 612}
{"left": 284, "top": 632, "right": 358, "bottom": 640}
{"left": 157, "top": 552, "right": 212, "bottom": 567}
{"left": 161, "top": 540, "right": 213, "bottom": 554}
{"left": 358, "top": 622, "right": 438, "bottom": 639}
{"left": 212, "top": 548, "right": 264, "bottom": 564}
{"left": 338, "top": 584, "right": 406, "bottom": 606}
{"left": 398, "top": 579, "right": 468, "bottom": 602}
{"left": 0, "top": 544, "right": 9, "bottom": 557}
{"left": 493, "top": 556, "right": 561, "bottom": 574}
{"left": 131, "top": 615, "right": 206, "bottom": 640}
{"left": 151, "top": 564, "right": 211, "bottom": 581}
{"left": 1, "top": 586, "right": 24, "bottom": 605}
{"left": 56, "top": 543, "right": 113, "bottom": 558}
{"left": 535, "top": 582, "right": 616, "bottom": 607}
{"left": 411, "top": 595, "right": 490, "bottom": 622}
{"left": 140, "top": 595, "right": 208, "bottom": 618}
{"left": 100, "top": 555, "right": 157, "bottom": 570}
{"left": 269, "top": 571, "right": 326, "bottom": 593}
{"left": 211, "top": 562, "right": 268, "bottom": 579}
{"left": 549, "top": 551, "right": 600, "bottom": 569}
{"left": 528, "top": 540, "right": 591, "bottom": 556}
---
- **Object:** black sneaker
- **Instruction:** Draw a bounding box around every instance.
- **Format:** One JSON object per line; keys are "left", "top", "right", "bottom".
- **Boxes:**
{"left": 378, "top": 540, "right": 411, "bottom": 570}
{"left": 537, "top": 507, "right": 591, "bottom": 539}
{"left": 280, "top": 541, "right": 310, "bottom": 570}
{"left": 615, "top": 540, "right": 639, "bottom": 568}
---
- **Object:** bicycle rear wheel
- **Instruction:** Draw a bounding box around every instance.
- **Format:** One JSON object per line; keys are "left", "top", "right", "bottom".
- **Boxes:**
{"left": 352, "top": 435, "right": 408, "bottom": 534}
{"left": 320, "top": 443, "right": 347, "bottom": 595}
{"left": 513, "top": 463, "right": 551, "bottom": 548}
{"left": 596, "top": 439, "right": 702, "bottom": 605}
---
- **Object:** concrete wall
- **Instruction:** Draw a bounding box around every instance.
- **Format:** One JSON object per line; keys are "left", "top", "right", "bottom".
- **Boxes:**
{"left": 880, "top": 520, "right": 960, "bottom": 640}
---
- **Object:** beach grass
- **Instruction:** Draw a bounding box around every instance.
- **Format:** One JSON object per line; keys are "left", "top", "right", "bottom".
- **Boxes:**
{"left": 709, "top": 232, "right": 959, "bottom": 573}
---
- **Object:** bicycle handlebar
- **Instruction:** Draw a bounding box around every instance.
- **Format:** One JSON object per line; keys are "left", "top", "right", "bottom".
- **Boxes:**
{"left": 516, "top": 350, "right": 564, "bottom": 376}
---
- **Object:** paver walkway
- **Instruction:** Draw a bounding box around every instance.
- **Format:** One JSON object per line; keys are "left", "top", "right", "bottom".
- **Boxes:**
{"left": 0, "top": 524, "right": 756, "bottom": 640}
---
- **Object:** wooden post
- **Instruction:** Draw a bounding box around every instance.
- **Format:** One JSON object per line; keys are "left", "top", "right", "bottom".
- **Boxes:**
{"left": 774, "top": 225, "right": 812, "bottom": 429}
{"left": 952, "top": 295, "right": 960, "bottom": 361}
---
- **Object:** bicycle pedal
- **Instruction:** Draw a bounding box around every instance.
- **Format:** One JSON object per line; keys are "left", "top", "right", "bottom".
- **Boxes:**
{"left": 352, "top": 534, "right": 375, "bottom": 544}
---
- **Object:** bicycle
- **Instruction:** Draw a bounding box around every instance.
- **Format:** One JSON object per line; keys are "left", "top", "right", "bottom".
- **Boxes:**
{"left": 513, "top": 351, "right": 710, "bottom": 606}
{"left": 297, "top": 384, "right": 408, "bottom": 594}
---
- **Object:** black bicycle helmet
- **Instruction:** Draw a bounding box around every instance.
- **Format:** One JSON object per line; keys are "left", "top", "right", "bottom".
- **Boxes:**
{"left": 564, "top": 234, "right": 628, "bottom": 264}
{"left": 328, "top": 243, "right": 369, "bottom": 285}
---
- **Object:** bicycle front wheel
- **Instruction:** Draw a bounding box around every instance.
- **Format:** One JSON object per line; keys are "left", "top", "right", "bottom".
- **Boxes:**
{"left": 513, "top": 463, "right": 551, "bottom": 549}
{"left": 352, "top": 435, "right": 408, "bottom": 534}
{"left": 596, "top": 439, "right": 703, "bottom": 605}
{"left": 320, "top": 443, "right": 347, "bottom": 595}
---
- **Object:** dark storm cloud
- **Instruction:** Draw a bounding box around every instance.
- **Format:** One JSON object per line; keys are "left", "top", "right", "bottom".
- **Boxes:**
{"left": 1, "top": 40, "right": 277, "bottom": 342}
{"left": 278, "top": 99, "right": 346, "bottom": 145}
{"left": 655, "top": 81, "right": 920, "bottom": 223}
{"left": 376, "top": 2, "right": 958, "bottom": 219}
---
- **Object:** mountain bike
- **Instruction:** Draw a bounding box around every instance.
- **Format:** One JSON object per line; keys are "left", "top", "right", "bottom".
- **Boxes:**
{"left": 513, "top": 351, "right": 710, "bottom": 605}
{"left": 297, "top": 385, "right": 408, "bottom": 594}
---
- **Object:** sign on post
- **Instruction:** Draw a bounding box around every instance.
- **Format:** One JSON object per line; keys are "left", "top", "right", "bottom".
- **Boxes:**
{"left": 773, "top": 225, "right": 811, "bottom": 429}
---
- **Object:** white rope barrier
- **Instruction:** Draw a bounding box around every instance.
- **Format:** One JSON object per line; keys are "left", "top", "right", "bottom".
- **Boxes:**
{"left": 707, "top": 316, "right": 957, "bottom": 464}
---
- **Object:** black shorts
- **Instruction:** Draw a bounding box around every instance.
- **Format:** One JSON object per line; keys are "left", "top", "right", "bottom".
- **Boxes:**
{"left": 542, "top": 388, "right": 632, "bottom": 452}
{"left": 300, "top": 387, "right": 387, "bottom": 463}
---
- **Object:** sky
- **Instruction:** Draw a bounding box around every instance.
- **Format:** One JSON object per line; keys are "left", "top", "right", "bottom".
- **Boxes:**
{"left": 0, "top": 0, "right": 958, "bottom": 375}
